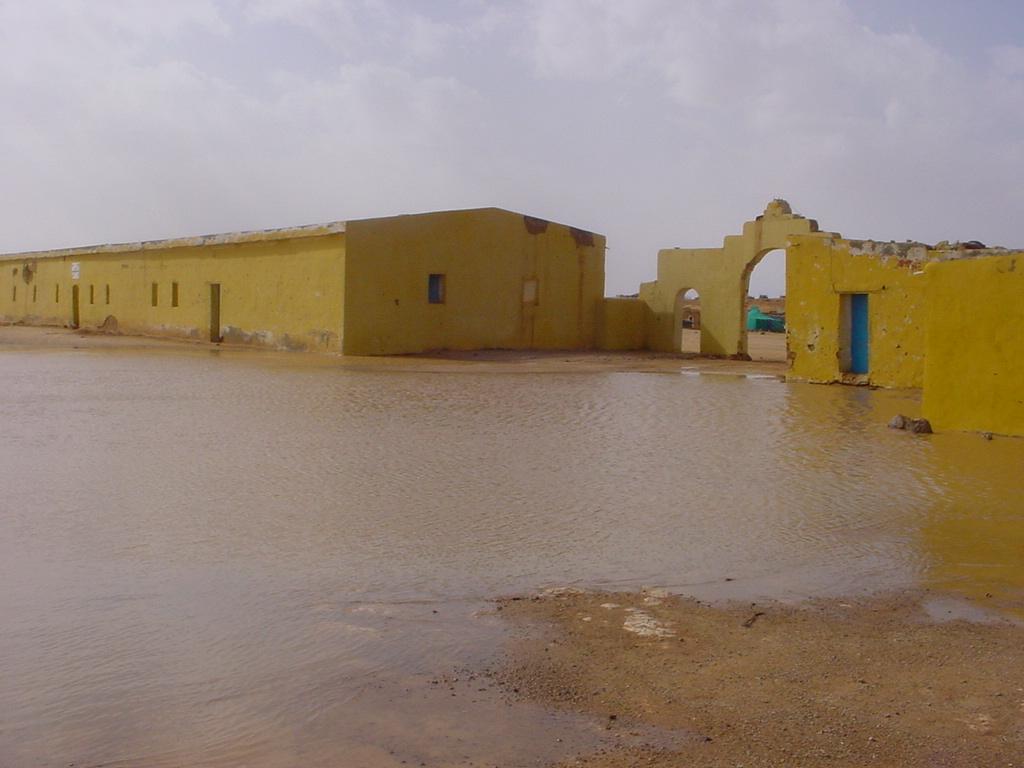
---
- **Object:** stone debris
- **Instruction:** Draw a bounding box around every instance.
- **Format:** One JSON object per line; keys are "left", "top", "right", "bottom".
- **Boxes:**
{"left": 888, "top": 414, "right": 933, "bottom": 434}
{"left": 622, "top": 608, "right": 675, "bottom": 638}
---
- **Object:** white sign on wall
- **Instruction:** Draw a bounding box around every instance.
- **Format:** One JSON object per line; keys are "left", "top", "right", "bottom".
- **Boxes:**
{"left": 70, "top": 262, "right": 80, "bottom": 280}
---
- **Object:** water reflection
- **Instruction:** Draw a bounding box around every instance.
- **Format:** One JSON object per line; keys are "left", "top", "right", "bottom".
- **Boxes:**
{"left": 919, "top": 432, "right": 1024, "bottom": 616}
{"left": 0, "top": 349, "right": 1021, "bottom": 765}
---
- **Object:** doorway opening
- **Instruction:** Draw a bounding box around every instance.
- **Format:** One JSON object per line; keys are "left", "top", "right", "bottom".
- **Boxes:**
{"left": 71, "top": 284, "right": 80, "bottom": 329}
{"left": 209, "top": 284, "right": 222, "bottom": 343}
{"left": 742, "top": 249, "right": 786, "bottom": 362}
{"left": 839, "top": 293, "right": 869, "bottom": 374}
{"left": 675, "top": 288, "right": 701, "bottom": 355}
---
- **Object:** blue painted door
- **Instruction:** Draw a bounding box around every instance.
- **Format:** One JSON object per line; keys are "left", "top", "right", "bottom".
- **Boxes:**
{"left": 850, "top": 293, "right": 869, "bottom": 374}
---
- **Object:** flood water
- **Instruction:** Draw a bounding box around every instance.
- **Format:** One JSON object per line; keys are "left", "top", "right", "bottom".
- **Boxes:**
{"left": 2, "top": 346, "right": 1022, "bottom": 766}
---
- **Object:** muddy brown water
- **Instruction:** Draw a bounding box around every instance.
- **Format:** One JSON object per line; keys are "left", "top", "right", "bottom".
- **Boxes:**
{"left": 1, "top": 342, "right": 1022, "bottom": 766}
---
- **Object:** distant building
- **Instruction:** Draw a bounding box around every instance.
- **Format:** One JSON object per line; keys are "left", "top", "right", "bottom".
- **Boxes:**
{"left": 0, "top": 208, "right": 605, "bottom": 355}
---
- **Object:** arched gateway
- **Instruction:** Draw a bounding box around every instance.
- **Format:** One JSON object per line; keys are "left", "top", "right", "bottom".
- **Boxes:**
{"left": 637, "top": 200, "right": 833, "bottom": 358}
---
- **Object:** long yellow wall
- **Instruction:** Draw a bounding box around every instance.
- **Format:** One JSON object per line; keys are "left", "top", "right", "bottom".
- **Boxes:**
{"left": 342, "top": 209, "right": 605, "bottom": 355}
{"left": 923, "top": 253, "right": 1024, "bottom": 435}
{"left": 0, "top": 230, "right": 346, "bottom": 353}
{"left": 786, "top": 237, "right": 932, "bottom": 389}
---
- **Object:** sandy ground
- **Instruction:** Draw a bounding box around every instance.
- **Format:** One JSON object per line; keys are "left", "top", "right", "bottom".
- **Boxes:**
{"left": 746, "top": 330, "right": 788, "bottom": 362}
{"left": 0, "top": 324, "right": 788, "bottom": 376}
{"left": 680, "top": 328, "right": 787, "bottom": 362}
{"left": 491, "top": 590, "right": 1024, "bottom": 767}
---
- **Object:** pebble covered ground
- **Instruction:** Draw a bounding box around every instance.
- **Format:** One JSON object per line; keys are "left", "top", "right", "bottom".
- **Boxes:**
{"left": 489, "top": 589, "right": 1024, "bottom": 767}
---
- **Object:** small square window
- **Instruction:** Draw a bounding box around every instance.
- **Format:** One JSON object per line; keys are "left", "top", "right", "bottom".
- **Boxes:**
{"left": 428, "top": 273, "right": 446, "bottom": 304}
{"left": 522, "top": 278, "right": 538, "bottom": 305}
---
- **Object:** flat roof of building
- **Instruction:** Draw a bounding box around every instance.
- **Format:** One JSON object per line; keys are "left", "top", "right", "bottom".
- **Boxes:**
{"left": 0, "top": 220, "right": 348, "bottom": 262}
{"left": 0, "top": 207, "right": 601, "bottom": 263}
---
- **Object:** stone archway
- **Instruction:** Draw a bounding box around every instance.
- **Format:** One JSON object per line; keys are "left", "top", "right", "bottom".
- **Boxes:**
{"left": 638, "top": 200, "right": 833, "bottom": 358}
{"left": 741, "top": 248, "right": 787, "bottom": 362}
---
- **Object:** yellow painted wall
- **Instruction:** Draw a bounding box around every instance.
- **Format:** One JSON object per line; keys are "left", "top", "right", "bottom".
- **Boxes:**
{"left": 786, "top": 237, "right": 932, "bottom": 389}
{"left": 597, "top": 297, "right": 648, "bottom": 351}
{"left": 638, "top": 200, "right": 826, "bottom": 357}
{"left": 922, "top": 253, "right": 1024, "bottom": 435}
{"left": 0, "top": 229, "right": 346, "bottom": 353}
{"left": 0, "top": 259, "right": 67, "bottom": 327}
{"left": 342, "top": 209, "right": 605, "bottom": 355}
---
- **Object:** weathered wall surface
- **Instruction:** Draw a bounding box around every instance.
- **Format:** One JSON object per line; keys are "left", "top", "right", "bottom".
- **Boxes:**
{"left": 923, "top": 253, "right": 1024, "bottom": 435}
{"left": 597, "top": 297, "right": 648, "bottom": 351}
{"left": 0, "top": 227, "right": 346, "bottom": 353}
{"left": 786, "top": 237, "right": 932, "bottom": 389}
{"left": 342, "top": 209, "right": 605, "bottom": 355}
{"left": 639, "top": 201, "right": 825, "bottom": 357}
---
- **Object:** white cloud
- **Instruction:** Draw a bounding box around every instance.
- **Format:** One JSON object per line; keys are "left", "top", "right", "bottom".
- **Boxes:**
{"left": 0, "top": 1, "right": 481, "bottom": 246}
{"left": 517, "top": 0, "right": 1024, "bottom": 291}
{"left": 1, "top": 0, "right": 1021, "bottom": 296}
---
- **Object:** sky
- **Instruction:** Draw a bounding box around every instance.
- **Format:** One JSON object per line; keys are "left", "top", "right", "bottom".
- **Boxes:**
{"left": 2, "top": 0, "right": 1022, "bottom": 297}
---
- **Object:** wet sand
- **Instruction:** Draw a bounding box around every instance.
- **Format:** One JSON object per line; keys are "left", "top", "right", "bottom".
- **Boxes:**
{"left": 492, "top": 590, "right": 1024, "bottom": 767}
{"left": 680, "top": 328, "right": 788, "bottom": 362}
{"left": 0, "top": 324, "right": 788, "bottom": 376}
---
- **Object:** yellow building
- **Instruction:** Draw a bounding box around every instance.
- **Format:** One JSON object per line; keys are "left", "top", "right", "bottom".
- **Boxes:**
{"left": 922, "top": 253, "right": 1024, "bottom": 436}
{"left": 601, "top": 199, "right": 1024, "bottom": 436}
{"left": 6, "top": 198, "right": 1023, "bottom": 436}
{"left": 785, "top": 237, "right": 936, "bottom": 389}
{"left": 0, "top": 208, "right": 605, "bottom": 356}
{"left": 785, "top": 238, "right": 1024, "bottom": 415}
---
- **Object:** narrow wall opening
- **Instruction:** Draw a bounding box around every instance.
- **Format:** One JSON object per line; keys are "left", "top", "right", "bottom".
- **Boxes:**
{"left": 742, "top": 249, "right": 787, "bottom": 362}
{"left": 675, "top": 288, "right": 701, "bottom": 355}
{"left": 209, "top": 284, "right": 222, "bottom": 343}
{"left": 428, "top": 274, "right": 446, "bottom": 304}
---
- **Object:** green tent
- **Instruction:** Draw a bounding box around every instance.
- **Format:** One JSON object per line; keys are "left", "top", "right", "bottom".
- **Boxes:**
{"left": 746, "top": 305, "right": 785, "bottom": 333}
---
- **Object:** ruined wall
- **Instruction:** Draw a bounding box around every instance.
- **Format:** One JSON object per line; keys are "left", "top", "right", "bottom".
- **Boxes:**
{"left": 923, "top": 253, "right": 1024, "bottom": 436}
{"left": 0, "top": 227, "right": 346, "bottom": 353}
{"left": 639, "top": 201, "right": 826, "bottom": 357}
{"left": 786, "top": 236, "right": 932, "bottom": 389}
{"left": 597, "top": 297, "right": 648, "bottom": 350}
{"left": 342, "top": 209, "right": 605, "bottom": 355}
{"left": 645, "top": 246, "right": 724, "bottom": 354}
